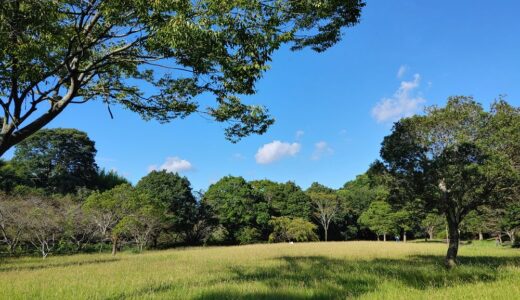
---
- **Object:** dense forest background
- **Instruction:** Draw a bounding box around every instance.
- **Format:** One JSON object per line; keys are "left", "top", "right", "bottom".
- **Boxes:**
{"left": 1, "top": 98, "right": 518, "bottom": 258}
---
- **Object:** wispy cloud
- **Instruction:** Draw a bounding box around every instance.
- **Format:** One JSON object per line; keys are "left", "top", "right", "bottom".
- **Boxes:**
{"left": 148, "top": 156, "right": 193, "bottom": 173}
{"left": 397, "top": 65, "right": 408, "bottom": 79}
{"left": 311, "top": 141, "right": 334, "bottom": 160}
{"left": 255, "top": 141, "right": 301, "bottom": 164}
{"left": 372, "top": 73, "right": 426, "bottom": 123}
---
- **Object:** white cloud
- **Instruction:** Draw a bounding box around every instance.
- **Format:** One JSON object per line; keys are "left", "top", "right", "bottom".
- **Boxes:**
{"left": 148, "top": 156, "right": 193, "bottom": 173}
{"left": 397, "top": 65, "right": 408, "bottom": 78}
{"left": 295, "top": 130, "right": 305, "bottom": 139}
{"left": 372, "top": 73, "right": 426, "bottom": 123}
{"left": 312, "top": 141, "right": 334, "bottom": 160}
{"left": 255, "top": 140, "right": 301, "bottom": 164}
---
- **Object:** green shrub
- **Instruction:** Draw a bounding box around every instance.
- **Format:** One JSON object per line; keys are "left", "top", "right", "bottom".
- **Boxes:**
{"left": 269, "top": 217, "right": 318, "bottom": 243}
{"left": 236, "top": 227, "right": 261, "bottom": 245}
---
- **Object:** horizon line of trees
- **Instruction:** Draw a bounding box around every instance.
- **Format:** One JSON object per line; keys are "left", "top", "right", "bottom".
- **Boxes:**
{"left": 2, "top": 168, "right": 517, "bottom": 259}
{"left": 1, "top": 97, "right": 519, "bottom": 266}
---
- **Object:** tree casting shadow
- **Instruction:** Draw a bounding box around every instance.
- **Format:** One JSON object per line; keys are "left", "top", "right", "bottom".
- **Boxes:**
{"left": 197, "top": 254, "right": 520, "bottom": 300}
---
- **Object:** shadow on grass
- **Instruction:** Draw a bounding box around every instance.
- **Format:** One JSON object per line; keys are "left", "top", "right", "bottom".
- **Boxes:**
{"left": 413, "top": 240, "right": 448, "bottom": 244}
{"left": 0, "top": 257, "right": 119, "bottom": 272}
{"left": 104, "top": 282, "right": 176, "bottom": 300}
{"left": 197, "top": 255, "right": 520, "bottom": 300}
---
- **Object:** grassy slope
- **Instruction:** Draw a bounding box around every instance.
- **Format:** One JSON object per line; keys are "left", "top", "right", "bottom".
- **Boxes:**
{"left": 1, "top": 241, "right": 519, "bottom": 299}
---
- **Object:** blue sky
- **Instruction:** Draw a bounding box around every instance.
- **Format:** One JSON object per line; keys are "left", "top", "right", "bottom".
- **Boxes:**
{"left": 6, "top": 1, "right": 520, "bottom": 191}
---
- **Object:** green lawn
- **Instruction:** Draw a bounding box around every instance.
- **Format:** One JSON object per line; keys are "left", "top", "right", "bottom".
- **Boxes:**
{"left": 1, "top": 241, "right": 519, "bottom": 299}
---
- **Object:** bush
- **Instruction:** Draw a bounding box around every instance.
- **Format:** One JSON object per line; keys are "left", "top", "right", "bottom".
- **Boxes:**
{"left": 236, "top": 227, "right": 261, "bottom": 245}
{"left": 287, "top": 218, "right": 319, "bottom": 242}
{"left": 269, "top": 217, "right": 318, "bottom": 243}
{"left": 207, "top": 225, "right": 229, "bottom": 245}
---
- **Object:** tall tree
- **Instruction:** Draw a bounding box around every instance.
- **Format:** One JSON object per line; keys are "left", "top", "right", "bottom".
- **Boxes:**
{"left": 0, "top": 0, "right": 365, "bottom": 156}
{"left": 0, "top": 193, "right": 28, "bottom": 254}
{"left": 136, "top": 171, "right": 197, "bottom": 237}
{"left": 116, "top": 192, "right": 162, "bottom": 252}
{"left": 61, "top": 196, "right": 98, "bottom": 252}
{"left": 393, "top": 208, "right": 413, "bottom": 242}
{"left": 421, "top": 211, "right": 444, "bottom": 240}
{"left": 12, "top": 128, "right": 98, "bottom": 194}
{"left": 498, "top": 202, "right": 520, "bottom": 245}
{"left": 21, "top": 195, "right": 65, "bottom": 258}
{"left": 380, "top": 96, "right": 516, "bottom": 267}
{"left": 203, "top": 176, "right": 268, "bottom": 243}
{"left": 461, "top": 207, "right": 497, "bottom": 241}
{"left": 84, "top": 184, "right": 133, "bottom": 255}
{"left": 358, "top": 200, "right": 395, "bottom": 241}
{"left": 307, "top": 183, "right": 340, "bottom": 242}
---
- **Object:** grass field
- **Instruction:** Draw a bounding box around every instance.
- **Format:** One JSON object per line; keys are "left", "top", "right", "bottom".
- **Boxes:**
{"left": 1, "top": 241, "right": 519, "bottom": 299}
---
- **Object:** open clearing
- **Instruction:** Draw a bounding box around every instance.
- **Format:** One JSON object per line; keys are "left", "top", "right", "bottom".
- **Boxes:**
{"left": 1, "top": 241, "right": 519, "bottom": 299}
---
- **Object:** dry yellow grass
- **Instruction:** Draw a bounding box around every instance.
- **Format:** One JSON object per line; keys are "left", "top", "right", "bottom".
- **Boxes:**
{"left": 1, "top": 241, "right": 519, "bottom": 299}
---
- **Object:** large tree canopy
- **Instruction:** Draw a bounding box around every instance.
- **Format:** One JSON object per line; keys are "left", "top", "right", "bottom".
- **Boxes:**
{"left": 136, "top": 170, "right": 197, "bottom": 234}
{"left": 12, "top": 128, "right": 98, "bottom": 194}
{"left": 0, "top": 0, "right": 365, "bottom": 155}
{"left": 358, "top": 200, "right": 395, "bottom": 241}
{"left": 380, "top": 96, "right": 519, "bottom": 267}
{"left": 203, "top": 176, "right": 269, "bottom": 243}
{"left": 251, "top": 180, "right": 312, "bottom": 220}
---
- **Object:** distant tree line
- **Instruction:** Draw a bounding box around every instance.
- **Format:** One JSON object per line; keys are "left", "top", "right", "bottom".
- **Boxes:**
{"left": 0, "top": 97, "right": 519, "bottom": 265}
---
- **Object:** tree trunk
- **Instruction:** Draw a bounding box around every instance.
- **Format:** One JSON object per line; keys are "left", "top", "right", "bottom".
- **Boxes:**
{"left": 403, "top": 232, "right": 407, "bottom": 243}
{"left": 445, "top": 216, "right": 459, "bottom": 269}
{"left": 429, "top": 230, "right": 434, "bottom": 240}
{"left": 383, "top": 233, "right": 386, "bottom": 242}
{"left": 324, "top": 230, "right": 328, "bottom": 242}
{"left": 152, "top": 234, "right": 158, "bottom": 248}
{"left": 445, "top": 225, "right": 449, "bottom": 244}
{"left": 377, "top": 235, "right": 380, "bottom": 241}
{"left": 506, "top": 230, "right": 516, "bottom": 244}
{"left": 478, "top": 231, "right": 483, "bottom": 241}
{"left": 111, "top": 236, "right": 118, "bottom": 256}
{"left": 324, "top": 224, "right": 328, "bottom": 242}
{"left": 41, "top": 245, "right": 47, "bottom": 259}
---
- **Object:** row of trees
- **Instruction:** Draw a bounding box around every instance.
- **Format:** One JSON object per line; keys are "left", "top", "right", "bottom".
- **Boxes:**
{"left": 3, "top": 165, "right": 517, "bottom": 259}
{"left": 0, "top": 171, "right": 202, "bottom": 257}
{"left": 1, "top": 97, "right": 519, "bottom": 267}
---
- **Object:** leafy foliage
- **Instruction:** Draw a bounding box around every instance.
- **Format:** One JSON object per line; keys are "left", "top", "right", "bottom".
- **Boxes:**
{"left": 268, "top": 216, "right": 318, "bottom": 243}
{"left": 0, "top": 0, "right": 365, "bottom": 155}
{"left": 12, "top": 128, "right": 98, "bottom": 194}
{"left": 358, "top": 201, "right": 396, "bottom": 240}
{"left": 307, "top": 183, "right": 341, "bottom": 241}
{"left": 203, "top": 176, "right": 268, "bottom": 243}
{"left": 380, "top": 96, "right": 520, "bottom": 266}
{"left": 251, "top": 180, "right": 312, "bottom": 220}
{"left": 136, "top": 170, "right": 197, "bottom": 235}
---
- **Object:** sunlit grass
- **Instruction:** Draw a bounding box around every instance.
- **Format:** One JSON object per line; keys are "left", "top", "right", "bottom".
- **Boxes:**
{"left": 1, "top": 241, "right": 519, "bottom": 299}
